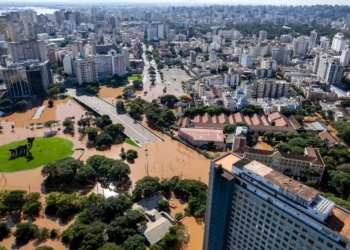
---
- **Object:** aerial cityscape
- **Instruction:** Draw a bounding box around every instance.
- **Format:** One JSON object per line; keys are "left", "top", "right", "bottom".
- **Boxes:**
{"left": 1, "top": 2, "right": 350, "bottom": 250}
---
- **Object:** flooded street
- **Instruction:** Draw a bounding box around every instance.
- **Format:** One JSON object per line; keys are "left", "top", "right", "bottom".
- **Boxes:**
{"left": 0, "top": 98, "right": 209, "bottom": 249}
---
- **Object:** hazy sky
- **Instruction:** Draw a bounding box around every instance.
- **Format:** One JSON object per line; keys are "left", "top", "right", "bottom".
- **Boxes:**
{"left": 6, "top": 0, "right": 350, "bottom": 5}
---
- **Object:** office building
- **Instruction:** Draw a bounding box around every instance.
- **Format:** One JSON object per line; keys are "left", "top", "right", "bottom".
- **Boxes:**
{"left": 6, "top": 21, "right": 26, "bottom": 42}
{"left": 203, "top": 153, "right": 350, "bottom": 250}
{"left": 331, "top": 32, "right": 346, "bottom": 53}
{"left": 258, "top": 30, "right": 267, "bottom": 42}
{"left": 109, "top": 16, "right": 117, "bottom": 28}
{"left": 75, "top": 57, "right": 98, "bottom": 85}
{"left": 8, "top": 40, "right": 47, "bottom": 62}
{"left": 0, "top": 60, "right": 52, "bottom": 97}
{"left": 340, "top": 47, "right": 350, "bottom": 66}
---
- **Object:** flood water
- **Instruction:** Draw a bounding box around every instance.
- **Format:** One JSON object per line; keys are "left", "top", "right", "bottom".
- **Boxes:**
{"left": 0, "top": 98, "right": 209, "bottom": 249}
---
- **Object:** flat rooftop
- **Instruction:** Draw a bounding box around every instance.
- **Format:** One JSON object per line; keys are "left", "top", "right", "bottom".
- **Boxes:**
{"left": 214, "top": 152, "right": 242, "bottom": 172}
{"left": 238, "top": 159, "right": 320, "bottom": 202}
{"left": 326, "top": 206, "right": 350, "bottom": 240}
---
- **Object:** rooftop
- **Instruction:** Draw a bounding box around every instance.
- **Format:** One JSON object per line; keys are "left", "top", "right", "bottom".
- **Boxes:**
{"left": 326, "top": 206, "right": 350, "bottom": 240}
{"left": 179, "top": 127, "right": 224, "bottom": 142}
{"left": 213, "top": 152, "right": 242, "bottom": 172}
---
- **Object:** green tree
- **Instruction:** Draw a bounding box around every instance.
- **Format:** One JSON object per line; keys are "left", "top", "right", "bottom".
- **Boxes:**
{"left": 77, "top": 117, "right": 91, "bottom": 130}
{"left": 329, "top": 171, "right": 350, "bottom": 198}
{"left": 41, "top": 157, "right": 83, "bottom": 186}
{"left": 0, "top": 98, "right": 13, "bottom": 108}
{"left": 263, "top": 131, "right": 274, "bottom": 141}
{"left": 95, "top": 132, "right": 113, "bottom": 149}
{"left": 0, "top": 222, "right": 11, "bottom": 240}
{"left": 14, "top": 100, "right": 27, "bottom": 111}
{"left": 116, "top": 100, "right": 125, "bottom": 112}
{"left": 223, "top": 122, "right": 248, "bottom": 134}
{"left": 286, "top": 131, "right": 299, "bottom": 140}
{"left": 175, "top": 212, "right": 183, "bottom": 221}
{"left": 288, "top": 137, "right": 307, "bottom": 148}
{"left": 13, "top": 222, "right": 39, "bottom": 243}
{"left": 290, "top": 146, "right": 305, "bottom": 155}
{"left": 63, "top": 117, "right": 74, "bottom": 132}
{"left": 129, "top": 103, "right": 143, "bottom": 119}
{"left": 44, "top": 120, "right": 57, "bottom": 132}
{"left": 123, "top": 234, "right": 146, "bottom": 250}
{"left": 132, "top": 176, "right": 161, "bottom": 200}
{"left": 23, "top": 192, "right": 42, "bottom": 216}
{"left": 337, "top": 164, "right": 350, "bottom": 174}
{"left": 75, "top": 165, "right": 97, "bottom": 185}
{"left": 280, "top": 107, "right": 291, "bottom": 117}
{"left": 159, "top": 95, "right": 179, "bottom": 108}
{"left": 85, "top": 127, "right": 100, "bottom": 141}
{"left": 277, "top": 143, "right": 290, "bottom": 153}
{"left": 104, "top": 124, "right": 125, "bottom": 139}
{"left": 3, "top": 190, "right": 26, "bottom": 212}
{"left": 99, "top": 243, "right": 123, "bottom": 250}
{"left": 95, "top": 115, "right": 112, "bottom": 129}
{"left": 273, "top": 132, "right": 286, "bottom": 141}
{"left": 48, "top": 99, "right": 54, "bottom": 108}
{"left": 125, "top": 149, "right": 138, "bottom": 163}
{"left": 157, "top": 200, "right": 169, "bottom": 212}
{"left": 35, "top": 247, "right": 54, "bottom": 250}
{"left": 132, "top": 80, "right": 143, "bottom": 89}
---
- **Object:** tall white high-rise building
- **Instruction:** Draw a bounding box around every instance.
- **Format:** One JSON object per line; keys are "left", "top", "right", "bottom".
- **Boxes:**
{"left": 316, "top": 54, "right": 344, "bottom": 85}
{"left": 309, "top": 30, "right": 319, "bottom": 49}
{"left": 340, "top": 47, "right": 350, "bottom": 66}
{"left": 320, "top": 36, "right": 331, "bottom": 51}
{"left": 122, "top": 47, "right": 130, "bottom": 68}
{"left": 331, "top": 32, "right": 347, "bottom": 52}
{"left": 63, "top": 51, "right": 74, "bottom": 75}
{"left": 112, "top": 53, "right": 126, "bottom": 76}
{"left": 203, "top": 153, "right": 350, "bottom": 250}
{"left": 121, "top": 33, "right": 130, "bottom": 44}
{"left": 258, "top": 30, "right": 267, "bottom": 42}
{"left": 292, "top": 36, "right": 309, "bottom": 56}
{"left": 157, "top": 24, "right": 164, "bottom": 39}
{"left": 240, "top": 52, "right": 253, "bottom": 69}
{"left": 75, "top": 57, "right": 98, "bottom": 85}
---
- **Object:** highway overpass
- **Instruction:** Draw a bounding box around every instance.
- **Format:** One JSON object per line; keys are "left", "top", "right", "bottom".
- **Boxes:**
{"left": 70, "top": 90, "right": 161, "bottom": 145}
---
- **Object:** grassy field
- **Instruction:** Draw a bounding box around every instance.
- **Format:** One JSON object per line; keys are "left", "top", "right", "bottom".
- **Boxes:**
{"left": 127, "top": 74, "right": 143, "bottom": 81}
{"left": 0, "top": 137, "right": 74, "bottom": 172}
{"left": 124, "top": 138, "right": 141, "bottom": 148}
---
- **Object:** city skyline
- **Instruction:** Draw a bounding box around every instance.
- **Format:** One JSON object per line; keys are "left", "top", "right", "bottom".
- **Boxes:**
{"left": 4, "top": 0, "right": 350, "bottom": 6}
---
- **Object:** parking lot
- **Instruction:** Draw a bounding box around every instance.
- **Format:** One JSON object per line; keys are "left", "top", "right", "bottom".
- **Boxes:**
{"left": 162, "top": 66, "right": 192, "bottom": 97}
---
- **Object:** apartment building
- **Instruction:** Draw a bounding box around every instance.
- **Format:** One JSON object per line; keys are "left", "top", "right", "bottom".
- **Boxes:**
{"left": 331, "top": 32, "right": 347, "bottom": 52}
{"left": 203, "top": 153, "right": 350, "bottom": 250}
{"left": 231, "top": 137, "right": 325, "bottom": 182}
{"left": 0, "top": 60, "right": 52, "bottom": 97}
{"left": 314, "top": 54, "right": 344, "bottom": 85}
{"left": 8, "top": 40, "right": 47, "bottom": 62}
{"left": 75, "top": 57, "right": 98, "bottom": 85}
{"left": 112, "top": 53, "right": 127, "bottom": 76}
{"left": 253, "top": 79, "right": 290, "bottom": 99}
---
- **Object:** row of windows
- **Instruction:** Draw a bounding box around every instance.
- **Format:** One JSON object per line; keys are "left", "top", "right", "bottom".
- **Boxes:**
{"left": 229, "top": 189, "right": 340, "bottom": 250}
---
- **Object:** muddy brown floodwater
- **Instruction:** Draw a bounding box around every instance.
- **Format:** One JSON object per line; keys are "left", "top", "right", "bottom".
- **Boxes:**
{"left": 0, "top": 98, "right": 210, "bottom": 249}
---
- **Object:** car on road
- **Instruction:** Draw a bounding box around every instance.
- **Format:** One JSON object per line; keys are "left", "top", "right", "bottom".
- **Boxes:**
{"left": 135, "top": 139, "right": 139, "bottom": 143}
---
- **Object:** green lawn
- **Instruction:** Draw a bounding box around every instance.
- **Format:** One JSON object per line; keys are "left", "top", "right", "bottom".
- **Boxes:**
{"left": 127, "top": 74, "right": 143, "bottom": 81}
{"left": 124, "top": 138, "right": 141, "bottom": 148}
{"left": 0, "top": 137, "right": 74, "bottom": 172}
